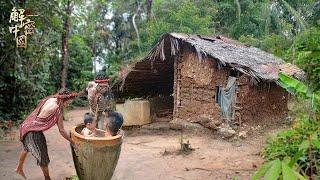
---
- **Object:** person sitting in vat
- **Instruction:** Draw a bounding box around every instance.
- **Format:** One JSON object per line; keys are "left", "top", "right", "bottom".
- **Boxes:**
{"left": 81, "top": 113, "right": 97, "bottom": 137}
{"left": 104, "top": 112, "right": 123, "bottom": 137}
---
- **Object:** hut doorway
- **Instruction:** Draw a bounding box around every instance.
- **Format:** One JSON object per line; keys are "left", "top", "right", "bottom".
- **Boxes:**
{"left": 148, "top": 57, "right": 175, "bottom": 120}
{"left": 116, "top": 56, "right": 175, "bottom": 121}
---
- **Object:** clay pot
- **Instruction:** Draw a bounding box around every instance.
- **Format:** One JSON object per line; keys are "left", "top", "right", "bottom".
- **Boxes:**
{"left": 70, "top": 124, "right": 122, "bottom": 180}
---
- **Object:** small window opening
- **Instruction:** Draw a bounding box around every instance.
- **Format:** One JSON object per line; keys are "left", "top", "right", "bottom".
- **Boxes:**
{"left": 215, "top": 86, "right": 222, "bottom": 107}
{"left": 229, "top": 69, "right": 239, "bottom": 77}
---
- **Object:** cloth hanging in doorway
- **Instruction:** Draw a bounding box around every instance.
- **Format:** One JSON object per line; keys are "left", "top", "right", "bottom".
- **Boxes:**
{"left": 220, "top": 76, "right": 237, "bottom": 122}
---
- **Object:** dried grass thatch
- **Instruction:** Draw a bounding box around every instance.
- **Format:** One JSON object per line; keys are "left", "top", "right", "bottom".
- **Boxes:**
{"left": 144, "top": 33, "right": 304, "bottom": 81}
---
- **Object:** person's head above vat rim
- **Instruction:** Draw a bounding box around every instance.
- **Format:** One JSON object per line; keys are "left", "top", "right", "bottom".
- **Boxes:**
{"left": 105, "top": 112, "right": 123, "bottom": 136}
{"left": 84, "top": 113, "right": 95, "bottom": 129}
{"left": 81, "top": 112, "right": 97, "bottom": 137}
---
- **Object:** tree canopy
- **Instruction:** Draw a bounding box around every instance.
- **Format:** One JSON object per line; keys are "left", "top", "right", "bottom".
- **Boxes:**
{"left": 0, "top": 0, "right": 319, "bottom": 120}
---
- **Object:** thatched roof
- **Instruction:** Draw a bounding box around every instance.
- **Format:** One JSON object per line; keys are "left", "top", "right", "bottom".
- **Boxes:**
{"left": 144, "top": 33, "right": 304, "bottom": 81}
{"left": 115, "top": 33, "right": 304, "bottom": 96}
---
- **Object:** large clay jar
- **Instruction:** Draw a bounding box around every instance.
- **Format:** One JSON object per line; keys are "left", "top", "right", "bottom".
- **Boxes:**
{"left": 70, "top": 125, "right": 122, "bottom": 180}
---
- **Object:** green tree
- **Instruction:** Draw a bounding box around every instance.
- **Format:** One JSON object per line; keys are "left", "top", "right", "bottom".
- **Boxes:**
{"left": 293, "top": 27, "right": 320, "bottom": 91}
{"left": 140, "top": 0, "right": 216, "bottom": 53}
{"left": 0, "top": 0, "right": 62, "bottom": 120}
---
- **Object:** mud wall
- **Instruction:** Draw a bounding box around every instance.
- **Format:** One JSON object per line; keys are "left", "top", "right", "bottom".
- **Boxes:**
{"left": 173, "top": 50, "right": 289, "bottom": 126}
{"left": 237, "top": 75, "right": 288, "bottom": 124}
{"left": 174, "top": 51, "right": 228, "bottom": 122}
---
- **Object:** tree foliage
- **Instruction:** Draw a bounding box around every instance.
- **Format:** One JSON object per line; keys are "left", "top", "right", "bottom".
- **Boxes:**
{"left": 293, "top": 28, "right": 320, "bottom": 92}
{"left": 0, "top": 0, "right": 319, "bottom": 123}
{"left": 0, "top": 0, "right": 61, "bottom": 120}
{"left": 140, "top": 0, "right": 216, "bottom": 51}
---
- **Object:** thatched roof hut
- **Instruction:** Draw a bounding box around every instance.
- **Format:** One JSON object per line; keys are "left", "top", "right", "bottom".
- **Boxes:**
{"left": 114, "top": 33, "right": 304, "bottom": 127}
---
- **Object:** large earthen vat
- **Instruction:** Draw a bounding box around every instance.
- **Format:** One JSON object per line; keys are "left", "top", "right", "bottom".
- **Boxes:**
{"left": 70, "top": 125, "right": 122, "bottom": 180}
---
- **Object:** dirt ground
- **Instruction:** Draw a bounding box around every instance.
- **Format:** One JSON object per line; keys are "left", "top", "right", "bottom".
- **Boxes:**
{"left": 0, "top": 107, "right": 283, "bottom": 180}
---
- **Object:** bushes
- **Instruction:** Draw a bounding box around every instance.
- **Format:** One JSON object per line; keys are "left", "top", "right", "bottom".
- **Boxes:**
{"left": 254, "top": 73, "right": 320, "bottom": 179}
{"left": 294, "top": 28, "right": 320, "bottom": 92}
{"left": 261, "top": 118, "right": 320, "bottom": 177}
{"left": 262, "top": 118, "right": 319, "bottom": 159}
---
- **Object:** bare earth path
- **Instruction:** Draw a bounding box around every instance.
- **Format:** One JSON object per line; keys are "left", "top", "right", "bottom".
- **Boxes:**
{"left": 0, "top": 107, "right": 280, "bottom": 180}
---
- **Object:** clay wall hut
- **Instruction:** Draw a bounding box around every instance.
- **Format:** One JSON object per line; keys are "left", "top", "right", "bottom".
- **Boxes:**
{"left": 113, "top": 33, "right": 304, "bottom": 128}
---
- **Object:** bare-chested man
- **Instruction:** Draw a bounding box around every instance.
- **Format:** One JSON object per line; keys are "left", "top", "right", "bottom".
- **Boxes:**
{"left": 16, "top": 88, "right": 78, "bottom": 180}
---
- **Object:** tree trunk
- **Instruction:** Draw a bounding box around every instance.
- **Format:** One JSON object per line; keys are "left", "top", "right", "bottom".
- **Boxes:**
{"left": 279, "top": 0, "right": 306, "bottom": 31}
{"left": 132, "top": 14, "right": 141, "bottom": 53}
{"left": 61, "top": 0, "right": 72, "bottom": 89}
{"left": 146, "top": 0, "right": 153, "bottom": 20}
{"left": 132, "top": 2, "right": 142, "bottom": 54}
{"left": 234, "top": 0, "right": 241, "bottom": 23}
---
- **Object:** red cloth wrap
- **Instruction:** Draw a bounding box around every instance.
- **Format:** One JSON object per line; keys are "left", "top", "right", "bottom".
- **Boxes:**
{"left": 94, "top": 79, "right": 109, "bottom": 83}
{"left": 19, "top": 96, "right": 64, "bottom": 141}
{"left": 54, "top": 92, "right": 77, "bottom": 99}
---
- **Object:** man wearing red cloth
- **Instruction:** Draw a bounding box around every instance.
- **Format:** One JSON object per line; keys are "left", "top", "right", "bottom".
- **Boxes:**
{"left": 15, "top": 88, "right": 77, "bottom": 180}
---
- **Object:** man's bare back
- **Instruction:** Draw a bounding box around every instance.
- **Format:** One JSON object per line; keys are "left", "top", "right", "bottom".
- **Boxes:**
{"left": 38, "top": 98, "right": 59, "bottom": 118}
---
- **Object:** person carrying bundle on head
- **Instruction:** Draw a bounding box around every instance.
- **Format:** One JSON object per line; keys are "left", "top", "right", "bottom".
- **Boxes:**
{"left": 86, "top": 71, "right": 115, "bottom": 130}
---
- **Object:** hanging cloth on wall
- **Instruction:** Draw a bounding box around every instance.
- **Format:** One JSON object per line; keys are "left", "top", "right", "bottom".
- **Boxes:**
{"left": 220, "top": 76, "right": 237, "bottom": 122}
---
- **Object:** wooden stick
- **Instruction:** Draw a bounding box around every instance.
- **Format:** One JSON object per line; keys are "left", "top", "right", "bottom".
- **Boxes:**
{"left": 93, "top": 103, "right": 99, "bottom": 128}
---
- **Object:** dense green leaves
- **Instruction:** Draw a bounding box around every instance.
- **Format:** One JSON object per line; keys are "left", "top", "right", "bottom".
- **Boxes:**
{"left": 278, "top": 73, "right": 310, "bottom": 97}
{"left": 140, "top": 0, "right": 216, "bottom": 56}
{"left": 0, "top": 0, "right": 94, "bottom": 120}
{"left": 262, "top": 73, "right": 320, "bottom": 178}
{"left": 252, "top": 161, "right": 274, "bottom": 180}
{"left": 278, "top": 72, "right": 320, "bottom": 112}
{"left": 252, "top": 158, "right": 307, "bottom": 180}
{"left": 293, "top": 28, "right": 320, "bottom": 92}
{"left": 0, "top": 0, "right": 61, "bottom": 120}
{"left": 264, "top": 159, "right": 282, "bottom": 180}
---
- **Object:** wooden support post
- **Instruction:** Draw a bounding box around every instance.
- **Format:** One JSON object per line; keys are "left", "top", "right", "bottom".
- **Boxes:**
{"left": 177, "top": 56, "right": 182, "bottom": 107}
{"left": 173, "top": 56, "right": 178, "bottom": 115}
{"left": 173, "top": 55, "right": 182, "bottom": 118}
